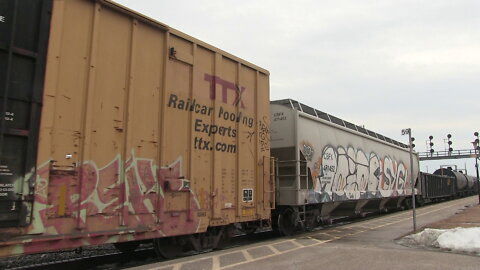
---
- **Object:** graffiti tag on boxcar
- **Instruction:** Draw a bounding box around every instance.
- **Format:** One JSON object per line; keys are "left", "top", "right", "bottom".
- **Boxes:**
{"left": 246, "top": 131, "right": 255, "bottom": 142}
{"left": 29, "top": 155, "right": 202, "bottom": 243}
{"left": 258, "top": 116, "right": 270, "bottom": 152}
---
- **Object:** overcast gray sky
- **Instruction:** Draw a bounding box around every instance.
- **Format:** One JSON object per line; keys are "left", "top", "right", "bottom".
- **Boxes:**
{"left": 115, "top": 0, "right": 479, "bottom": 174}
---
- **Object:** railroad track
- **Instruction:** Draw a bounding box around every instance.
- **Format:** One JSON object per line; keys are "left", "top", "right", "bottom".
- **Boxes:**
{"left": 0, "top": 245, "right": 157, "bottom": 270}
{"left": 0, "top": 201, "right": 455, "bottom": 270}
{"left": 0, "top": 217, "right": 371, "bottom": 270}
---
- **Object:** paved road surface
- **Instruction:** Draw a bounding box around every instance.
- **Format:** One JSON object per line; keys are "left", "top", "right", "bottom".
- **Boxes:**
{"left": 130, "top": 196, "right": 480, "bottom": 270}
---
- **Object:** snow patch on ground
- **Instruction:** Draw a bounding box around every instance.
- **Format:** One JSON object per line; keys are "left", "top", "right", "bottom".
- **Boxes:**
{"left": 400, "top": 227, "right": 480, "bottom": 256}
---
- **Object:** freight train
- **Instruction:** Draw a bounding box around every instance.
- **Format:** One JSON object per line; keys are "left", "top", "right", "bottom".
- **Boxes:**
{"left": 269, "top": 100, "right": 477, "bottom": 236}
{"left": 0, "top": 0, "right": 478, "bottom": 259}
{"left": 270, "top": 99, "right": 420, "bottom": 234}
{"left": 415, "top": 168, "right": 477, "bottom": 207}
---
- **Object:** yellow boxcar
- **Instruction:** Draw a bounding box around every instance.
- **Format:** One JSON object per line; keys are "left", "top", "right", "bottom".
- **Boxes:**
{"left": 0, "top": 0, "right": 273, "bottom": 258}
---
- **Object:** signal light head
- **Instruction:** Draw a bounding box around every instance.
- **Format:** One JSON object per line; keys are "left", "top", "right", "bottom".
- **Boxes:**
{"left": 447, "top": 134, "right": 452, "bottom": 139}
{"left": 475, "top": 132, "right": 479, "bottom": 137}
{"left": 429, "top": 135, "right": 433, "bottom": 140}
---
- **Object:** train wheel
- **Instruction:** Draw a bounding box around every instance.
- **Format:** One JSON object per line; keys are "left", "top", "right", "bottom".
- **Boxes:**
{"left": 153, "top": 237, "right": 183, "bottom": 259}
{"left": 114, "top": 241, "right": 140, "bottom": 253}
{"left": 278, "top": 207, "right": 298, "bottom": 236}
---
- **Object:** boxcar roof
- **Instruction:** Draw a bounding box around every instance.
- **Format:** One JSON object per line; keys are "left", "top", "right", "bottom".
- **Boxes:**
{"left": 101, "top": 0, "right": 269, "bottom": 75}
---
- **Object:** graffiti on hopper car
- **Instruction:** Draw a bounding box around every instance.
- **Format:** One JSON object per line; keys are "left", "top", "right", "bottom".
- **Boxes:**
{"left": 302, "top": 142, "right": 314, "bottom": 161}
{"left": 308, "top": 145, "right": 411, "bottom": 199}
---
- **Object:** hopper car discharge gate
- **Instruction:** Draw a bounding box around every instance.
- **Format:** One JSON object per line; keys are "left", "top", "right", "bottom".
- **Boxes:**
{"left": 0, "top": 0, "right": 52, "bottom": 228}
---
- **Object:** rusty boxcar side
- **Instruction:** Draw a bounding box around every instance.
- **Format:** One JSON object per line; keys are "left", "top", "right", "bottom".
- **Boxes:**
{"left": 0, "top": 0, "right": 272, "bottom": 257}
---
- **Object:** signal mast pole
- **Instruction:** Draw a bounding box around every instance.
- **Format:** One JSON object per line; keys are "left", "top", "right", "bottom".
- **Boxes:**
{"left": 474, "top": 132, "right": 480, "bottom": 205}
{"left": 402, "top": 128, "right": 416, "bottom": 232}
